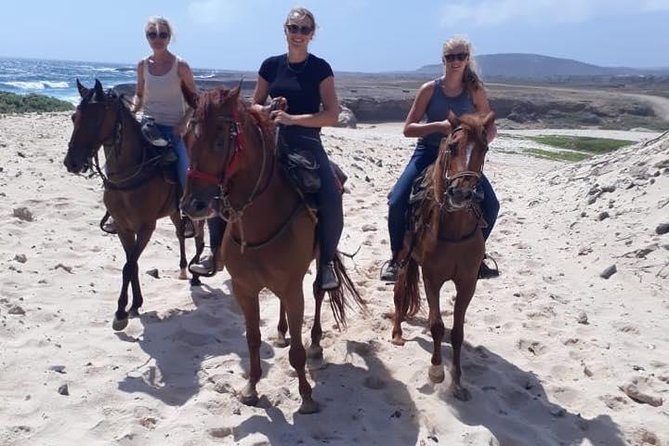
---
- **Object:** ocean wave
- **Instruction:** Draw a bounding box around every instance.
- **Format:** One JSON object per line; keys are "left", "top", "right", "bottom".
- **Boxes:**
{"left": 2, "top": 80, "right": 69, "bottom": 90}
{"left": 195, "top": 74, "right": 216, "bottom": 79}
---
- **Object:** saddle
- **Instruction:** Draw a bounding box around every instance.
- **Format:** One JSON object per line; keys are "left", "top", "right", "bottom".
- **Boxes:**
{"left": 279, "top": 148, "right": 348, "bottom": 204}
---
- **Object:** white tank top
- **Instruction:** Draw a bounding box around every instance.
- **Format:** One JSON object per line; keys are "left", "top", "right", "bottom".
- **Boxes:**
{"left": 142, "top": 56, "right": 186, "bottom": 126}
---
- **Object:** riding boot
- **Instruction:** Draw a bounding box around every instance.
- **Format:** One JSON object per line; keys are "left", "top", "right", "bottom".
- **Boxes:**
{"left": 319, "top": 261, "right": 339, "bottom": 290}
{"left": 380, "top": 256, "right": 399, "bottom": 282}
{"left": 100, "top": 211, "right": 117, "bottom": 234}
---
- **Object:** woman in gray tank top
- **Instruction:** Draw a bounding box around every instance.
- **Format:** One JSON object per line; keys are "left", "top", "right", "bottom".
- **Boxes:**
{"left": 380, "top": 36, "right": 500, "bottom": 282}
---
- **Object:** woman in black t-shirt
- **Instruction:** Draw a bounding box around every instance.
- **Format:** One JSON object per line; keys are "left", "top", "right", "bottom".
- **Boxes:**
{"left": 251, "top": 7, "right": 342, "bottom": 290}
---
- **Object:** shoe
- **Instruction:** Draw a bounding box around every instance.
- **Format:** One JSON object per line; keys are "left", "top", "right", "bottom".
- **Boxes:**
{"left": 101, "top": 212, "right": 117, "bottom": 234}
{"left": 478, "top": 256, "right": 499, "bottom": 279}
{"left": 183, "top": 217, "right": 195, "bottom": 238}
{"left": 190, "top": 254, "right": 215, "bottom": 275}
{"left": 380, "top": 259, "right": 399, "bottom": 282}
{"left": 319, "top": 262, "right": 340, "bottom": 290}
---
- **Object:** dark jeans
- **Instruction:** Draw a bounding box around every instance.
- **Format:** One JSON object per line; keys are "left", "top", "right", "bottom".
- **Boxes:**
{"left": 280, "top": 126, "right": 343, "bottom": 265}
{"left": 387, "top": 142, "right": 500, "bottom": 255}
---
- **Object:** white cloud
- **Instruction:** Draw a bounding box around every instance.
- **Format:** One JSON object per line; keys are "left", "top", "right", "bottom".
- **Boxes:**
{"left": 440, "top": 0, "right": 668, "bottom": 27}
{"left": 188, "top": 0, "right": 242, "bottom": 25}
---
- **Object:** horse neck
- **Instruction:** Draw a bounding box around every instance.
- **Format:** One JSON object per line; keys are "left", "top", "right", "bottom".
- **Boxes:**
{"left": 103, "top": 105, "right": 144, "bottom": 174}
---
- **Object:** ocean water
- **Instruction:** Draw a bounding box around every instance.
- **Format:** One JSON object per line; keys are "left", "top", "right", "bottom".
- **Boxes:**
{"left": 0, "top": 57, "right": 221, "bottom": 105}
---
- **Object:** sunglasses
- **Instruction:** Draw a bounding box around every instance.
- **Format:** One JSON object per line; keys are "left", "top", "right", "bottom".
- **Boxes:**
{"left": 285, "top": 24, "right": 313, "bottom": 36}
{"left": 146, "top": 31, "right": 169, "bottom": 40}
{"left": 444, "top": 53, "right": 469, "bottom": 62}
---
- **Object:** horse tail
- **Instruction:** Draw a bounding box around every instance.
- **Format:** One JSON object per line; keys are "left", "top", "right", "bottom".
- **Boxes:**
{"left": 394, "top": 256, "right": 421, "bottom": 319}
{"left": 326, "top": 253, "right": 366, "bottom": 328}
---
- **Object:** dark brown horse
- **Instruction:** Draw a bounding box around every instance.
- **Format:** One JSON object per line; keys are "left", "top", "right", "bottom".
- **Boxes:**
{"left": 180, "top": 85, "right": 363, "bottom": 414}
{"left": 391, "top": 111, "right": 495, "bottom": 401}
{"left": 63, "top": 79, "right": 205, "bottom": 331}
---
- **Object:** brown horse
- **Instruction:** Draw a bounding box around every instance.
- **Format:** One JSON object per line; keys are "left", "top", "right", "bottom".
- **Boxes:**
{"left": 391, "top": 111, "right": 495, "bottom": 401}
{"left": 180, "top": 85, "right": 363, "bottom": 414}
{"left": 63, "top": 79, "right": 205, "bottom": 331}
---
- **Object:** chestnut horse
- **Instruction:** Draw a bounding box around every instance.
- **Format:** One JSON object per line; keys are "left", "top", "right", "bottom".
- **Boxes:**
{"left": 180, "top": 85, "right": 363, "bottom": 414}
{"left": 391, "top": 111, "right": 495, "bottom": 401}
{"left": 63, "top": 79, "right": 205, "bottom": 331}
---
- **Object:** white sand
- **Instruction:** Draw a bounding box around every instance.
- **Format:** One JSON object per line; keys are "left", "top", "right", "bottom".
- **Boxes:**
{"left": 1, "top": 112, "right": 667, "bottom": 445}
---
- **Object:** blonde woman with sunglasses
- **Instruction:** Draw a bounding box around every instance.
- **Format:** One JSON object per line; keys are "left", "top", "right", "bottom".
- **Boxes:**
{"left": 380, "top": 35, "right": 500, "bottom": 282}
{"left": 101, "top": 16, "right": 197, "bottom": 236}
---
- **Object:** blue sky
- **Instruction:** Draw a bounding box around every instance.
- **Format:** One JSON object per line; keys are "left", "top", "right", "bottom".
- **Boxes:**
{"left": 1, "top": 0, "right": 668, "bottom": 72}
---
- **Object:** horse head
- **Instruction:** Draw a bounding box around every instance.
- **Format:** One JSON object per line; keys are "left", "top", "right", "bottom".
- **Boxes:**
{"left": 181, "top": 84, "right": 246, "bottom": 220}
{"left": 63, "top": 79, "right": 120, "bottom": 173}
{"left": 436, "top": 110, "right": 494, "bottom": 210}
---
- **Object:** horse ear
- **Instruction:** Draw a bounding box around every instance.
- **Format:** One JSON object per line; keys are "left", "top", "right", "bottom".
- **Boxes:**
{"left": 447, "top": 109, "right": 460, "bottom": 129}
{"left": 482, "top": 111, "right": 495, "bottom": 127}
{"left": 76, "top": 78, "right": 88, "bottom": 98}
{"left": 229, "top": 78, "right": 243, "bottom": 99}
{"left": 93, "top": 79, "right": 105, "bottom": 102}
{"left": 181, "top": 81, "right": 197, "bottom": 109}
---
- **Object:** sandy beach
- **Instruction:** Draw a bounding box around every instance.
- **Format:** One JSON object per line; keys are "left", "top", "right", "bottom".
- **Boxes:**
{"left": 1, "top": 112, "right": 667, "bottom": 445}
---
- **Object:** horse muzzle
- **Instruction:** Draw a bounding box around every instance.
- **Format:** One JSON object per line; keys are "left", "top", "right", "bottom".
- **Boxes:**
{"left": 180, "top": 189, "right": 218, "bottom": 220}
{"left": 446, "top": 184, "right": 482, "bottom": 209}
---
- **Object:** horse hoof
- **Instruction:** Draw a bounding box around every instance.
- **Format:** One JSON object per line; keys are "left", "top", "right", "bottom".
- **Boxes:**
{"left": 307, "top": 344, "right": 323, "bottom": 360}
{"left": 190, "top": 276, "right": 202, "bottom": 287}
{"left": 452, "top": 385, "right": 471, "bottom": 401}
{"left": 112, "top": 317, "right": 128, "bottom": 331}
{"left": 240, "top": 384, "right": 258, "bottom": 407}
{"left": 428, "top": 365, "right": 445, "bottom": 383}
{"left": 128, "top": 308, "right": 140, "bottom": 319}
{"left": 391, "top": 336, "right": 405, "bottom": 346}
{"left": 273, "top": 336, "right": 289, "bottom": 348}
{"left": 298, "top": 398, "right": 320, "bottom": 414}
{"left": 178, "top": 268, "right": 188, "bottom": 280}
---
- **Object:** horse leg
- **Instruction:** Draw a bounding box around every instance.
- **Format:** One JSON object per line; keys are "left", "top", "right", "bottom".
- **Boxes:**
{"left": 170, "top": 212, "right": 189, "bottom": 281}
{"left": 450, "top": 279, "right": 477, "bottom": 401}
{"left": 284, "top": 290, "right": 318, "bottom": 414}
{"left": 113, "top": 231, "right": 137, "bottom": 331}
{"left": 235, "top": 284, "right": 262, "bottom": 407}
{"left": 274, "top": 302, "right": 289, "bottom": 348}
{"left": 424, "top": 273, "right": 446, "bottom": 384}
{"left": 127, "top": 226, "right": 156, "bottom": 318}
{"left": 307, "top": 282, "right": 325, "bottom": 360}
{"left": 189, "top": 220, "right": 206, "bottom": 286}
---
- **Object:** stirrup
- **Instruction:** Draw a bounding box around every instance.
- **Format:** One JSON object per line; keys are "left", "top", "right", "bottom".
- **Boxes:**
{"left": 100, "top": 212, "right": 117, "bottom": 234}
{"left": 478, "top": 255, "right": 499, "bottom": 279}
{"left": 380, "top": 259, "right": 399, "bottom": 282}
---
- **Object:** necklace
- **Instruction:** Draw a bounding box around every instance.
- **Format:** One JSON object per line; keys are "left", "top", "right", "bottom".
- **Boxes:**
{"left": 286, "top": 54, "right": 309, "bottom": 74}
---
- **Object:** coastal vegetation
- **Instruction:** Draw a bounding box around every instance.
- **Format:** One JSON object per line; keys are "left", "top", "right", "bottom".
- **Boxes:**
{"left": 526, "top": 135, "right": 631, "bottom": 154}
{"left": 0, "top": 91, "right": 73, "bottom": 114}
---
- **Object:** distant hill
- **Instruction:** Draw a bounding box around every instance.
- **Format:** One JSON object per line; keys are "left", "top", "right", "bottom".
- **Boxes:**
{"left": 416, "top": 53, "right": 669, "bottom": 79}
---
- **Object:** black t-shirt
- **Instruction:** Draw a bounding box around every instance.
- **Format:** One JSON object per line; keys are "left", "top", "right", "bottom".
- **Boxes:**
{"left": 258, "top": 53, "right": 334, "bottom": 116}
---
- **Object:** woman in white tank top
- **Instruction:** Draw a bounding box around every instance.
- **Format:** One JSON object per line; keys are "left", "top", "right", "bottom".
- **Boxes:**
{"left": 103, "top": 16, "right": 197, "bottom": 236}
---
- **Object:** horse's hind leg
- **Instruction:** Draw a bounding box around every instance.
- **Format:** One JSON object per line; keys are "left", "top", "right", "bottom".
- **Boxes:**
{"left": 424, "top": 274, "right": 446, "bottom": 384}
{"left": 307, "top": 283, "right": 325, "bottom": 360}
{"left": 274, "top": 302, "right": 288, "bottom": 348}
{"left": 450, "top": 279, "right": 476, "bottom": 401}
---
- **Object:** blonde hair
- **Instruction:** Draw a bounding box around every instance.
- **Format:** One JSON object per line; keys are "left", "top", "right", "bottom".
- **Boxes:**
{"left": 285, "top": 7, "right": 317, "bottom": 32}
{"left": 443, "top": 35, "right": 482, "bottom": 91}
{"left": 145, "top": 16, "right": 175, "bottom": 41}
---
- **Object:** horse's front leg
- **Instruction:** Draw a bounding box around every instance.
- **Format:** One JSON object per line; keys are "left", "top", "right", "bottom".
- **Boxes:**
{"left": 307, "top": 282, "right": 325, "bottom": 360}
{"left": 423, "top": 273, "right": 446, "bottom": 384}
{"left": 170, "top": 212, "right": 189, "bottom": 281}
{"left": 234, "top": 283, "right": 262, "bottom": 407}
{"left": 127, "top": 226, "right": 155, "bottom": 319}
{"left": 283, "top": 287, "right": 318, "bottom": 414}
{"left": 113, "top": 231, "right": 137, "bottom": 331}
{"left": 450, "top": 278, "right": 477, "bottom": 401}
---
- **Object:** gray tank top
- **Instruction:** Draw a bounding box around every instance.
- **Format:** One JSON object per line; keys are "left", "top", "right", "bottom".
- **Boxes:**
{"left": 420, "top": 78, "right": 475, "bottom": 147}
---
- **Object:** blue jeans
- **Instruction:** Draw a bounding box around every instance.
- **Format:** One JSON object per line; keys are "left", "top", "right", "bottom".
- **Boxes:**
{"left": 280, "top": 126, "right": 343, "bottom": 266}
{"left": 387, "top": 142, "right": 499, "bottom": 255}
{"left": 155, "top": 123, "right": 189, "bottom": 192}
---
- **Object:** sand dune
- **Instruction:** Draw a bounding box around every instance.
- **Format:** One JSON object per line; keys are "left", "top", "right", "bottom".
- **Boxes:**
{"left": 1, "top": 112, "right": 667, "bottom": 445}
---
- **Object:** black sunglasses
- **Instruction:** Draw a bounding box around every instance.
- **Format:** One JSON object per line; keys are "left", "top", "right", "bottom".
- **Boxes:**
{"left": 444, "top": 53, "right": 469, "bottom": 62}
{"left": 285, "top": 24, "right": 313, "bottom": 36}
{"left": 146, "top": 31, "right": 170, "bottom": 40}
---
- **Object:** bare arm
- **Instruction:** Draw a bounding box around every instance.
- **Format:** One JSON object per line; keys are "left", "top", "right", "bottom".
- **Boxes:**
{"left": 176, "top": 60, "right": 197, "bottom": 136}
{"left": 472, "top": 88, "right": 497, "bottom": 143}
{"left": 270, "top": 76, "right": 339, "bottom": 128}
{"left": 250, "top": 75, "right": 271, "bottom": 115}
{"left": 132, "top": 60, "right": 144, "bottom": 113}
{"left": 403, "top": 81, "right": 451, "bottom": 138}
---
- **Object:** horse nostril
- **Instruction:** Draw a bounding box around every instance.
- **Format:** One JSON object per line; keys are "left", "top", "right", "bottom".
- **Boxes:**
{"left": 194, "top": 200, "right": 208, "bottom": 212}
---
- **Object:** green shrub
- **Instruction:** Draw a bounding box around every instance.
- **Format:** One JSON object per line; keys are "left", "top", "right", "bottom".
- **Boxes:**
{"left": 526, "top": 135, "right": 630, "bottom": 153}
{"left": 527, "top": 148, "right": 591, "bottom": 162}
{"left": 0, "top": 91, "right": 74, "bottom": 114}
